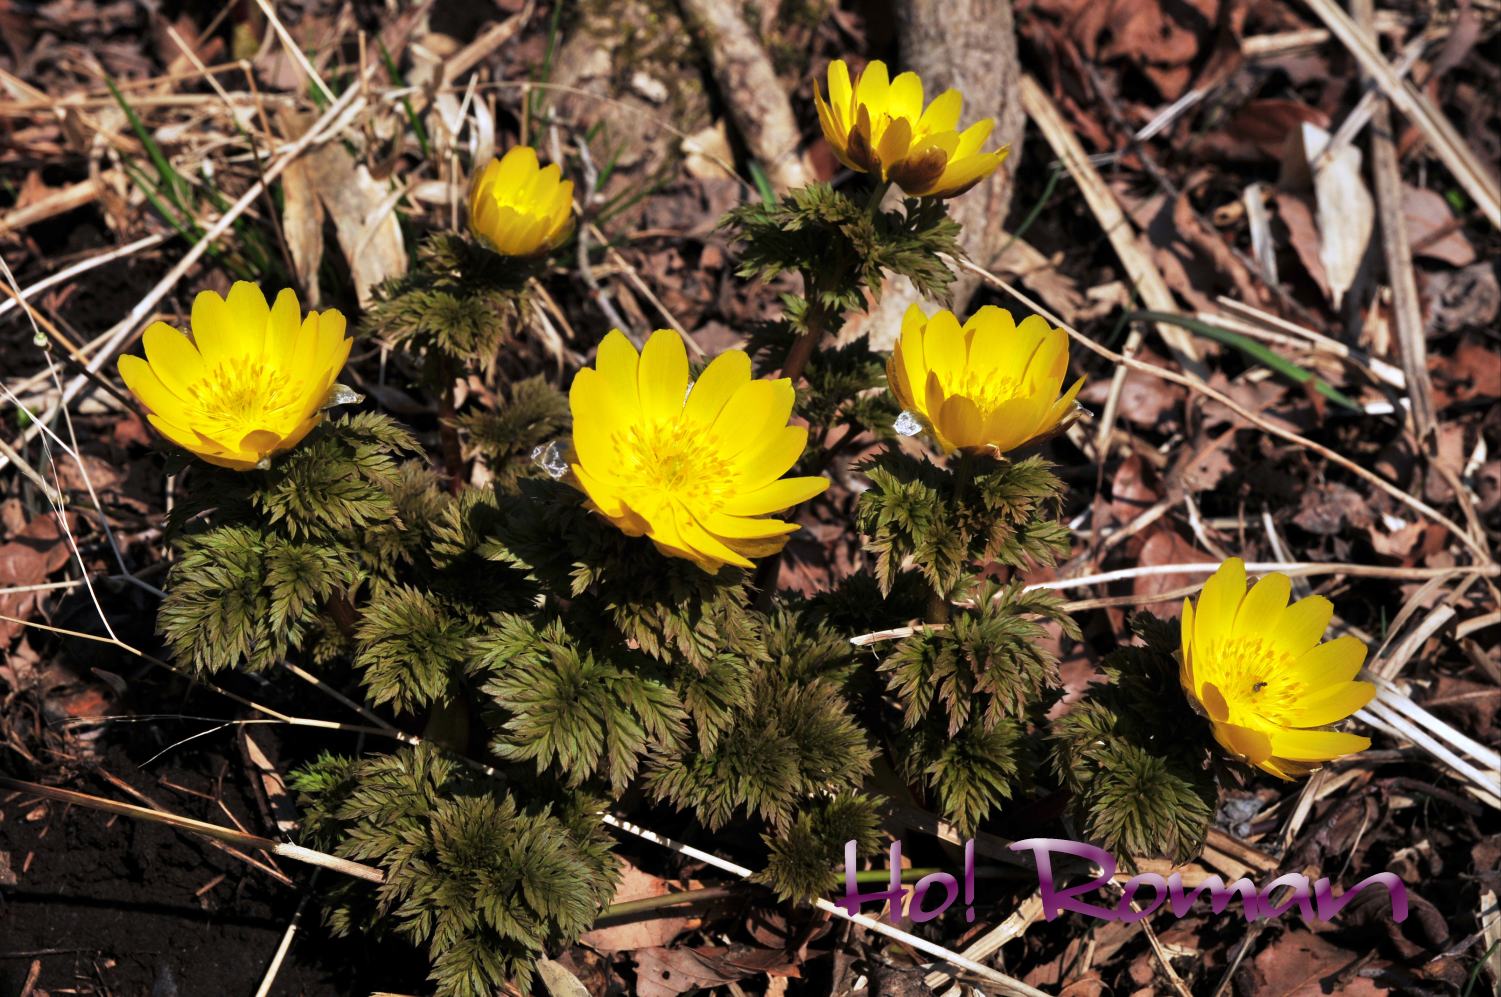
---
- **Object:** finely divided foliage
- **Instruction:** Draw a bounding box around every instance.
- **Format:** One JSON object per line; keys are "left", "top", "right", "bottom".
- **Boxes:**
{"left": 128, "top": 82, "right": 1372, "bottom": 992}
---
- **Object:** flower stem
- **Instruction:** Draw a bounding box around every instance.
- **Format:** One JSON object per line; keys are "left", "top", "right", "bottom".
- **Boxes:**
{"left": 778, "top": 293, "right": 832, "bottom": 385}
{"left": 926, "top": 452, "right": 977, "bottom": 624}
{"left": 434, "top": 356, "right": 465, "bottom": 493}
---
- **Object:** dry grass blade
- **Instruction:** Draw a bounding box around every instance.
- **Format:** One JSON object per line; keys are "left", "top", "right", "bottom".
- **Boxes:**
{"left": 1303, "top": 0, "right": 1500, "bottom": 228}
{"left": 0, "top": 775, "right": 384, "bottom": 882}
{"left": 599, "top": 814, "right": 1050, "bottom": 996}
{"left": 956, "top": 256, "right": 1492, "bottom": 561}
{"left": 1356, "top": 0, "right": 1438, "bottom": 449}
{"left": 1018, "top": 73, "right": 1206, "bottom": 453}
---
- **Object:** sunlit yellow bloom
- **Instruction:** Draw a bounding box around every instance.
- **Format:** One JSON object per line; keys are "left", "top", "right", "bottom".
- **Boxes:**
{"left": 1181, "top": 558, "right": 1375, "bottom": 780}
{"left": 567, "top": 329, "right": 828, "bottom": 573}
{"left": 117, "top": 282, "right": 351, "bottom": 470}
{"left": 887, "top": 304, "right": 1084, "bottom": 455}
{"left": 814, "top": 59, "right": 1008, "bottom": 199}
{"left": 468, "top": 145, "right": 575, "bottom": 257}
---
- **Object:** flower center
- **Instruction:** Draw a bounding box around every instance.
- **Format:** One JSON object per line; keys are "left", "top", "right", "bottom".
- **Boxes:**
{"left": 1205, "top": 634, "right": 1304, "bottom": 726}
{"left": 617, "top": 419, "right": 734, "bottom": 515}
{"left": 956, "top": 372, "right": 1022, "bottom": 411}
{"left": 185, "top": 362, "right": 303, "bottom": 444}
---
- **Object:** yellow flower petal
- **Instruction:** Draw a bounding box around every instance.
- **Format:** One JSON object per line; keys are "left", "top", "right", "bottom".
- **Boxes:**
{"left": 142, "top": 321, "right": 206, "bottom": 397}
{"left": 595, "top": 330, "right": 643, "bottom": 417}
{"left": 854, "top": 60, "right": 890, "bottom": 116}
{"left": 918, "top": 88, "right": 962, "bottom": 133}
{"left": 1266, "top": 728, "right": 1370, "bottom": 761}
{"left": 875, "top": 115, "right": 913, "bottom": 175}
{"left": 1286, "top": 680, "right": 1375, "bottom": 727}
{"left": 714, "top": 379, "right": 795, "bottom": 459}
{"left": 1200, "top": 681, "right": 1231, "bottom": 722}
{"left": 572, "top": 462, "right": 630, "bottom": 519}
{"left": 721, "top": 476, "right": 828, "bottom": 516}
{"left": 224, "top": 281, "right": 270, "bottom": 355}
{"left": 928, "top": 149, "right": 1007, "bottom": 198}
{"left": 1194, "top": 557, "right": 1247, "bottom": 651}
{"left": 734, "top": 425, "right": 809, "bottom": 485}
{"left": 922, "top": 309, "right": 967, "bottom": 390}
{"left": 190, "top": 290, "right": 237, "bottom": 366}
{"left": 1037, "top": 376, "right": 1085, "bottom": 435}
{"left": 495, "top": 144, "right": 537, "bottom": 188}
{"left": 1292, "top": 635, "right": 1368, "bottom": 689}
{"left": 980, "top": 394, "right": 1046, "bottom": 453}
{"left": 937, "top": 394, "right": 985, "bottom": 450}
{"left": 887, "top": 71, "right": 924, "bottom": 122}
{"left": 1275, "top": 594, "right": 1335, "bottom": 657}
{"left": 1179, "top": 597, "right": 1196, "bottom": 692}
{"left": 118, "top": 354, "right": 186, "bottom": 421}
{"left": 672, "top": 506, "right": 754, "bottom": 570}
{"left": 702, "top": 511, "right": 799, "bottom": 540}
{"left": 954, "top": 118, "right": 995, "bottom": 158}
{"left": 683, "top": 349, "right": 752, "bottom": 427}
{"left": 266, "top": 288, "right": 302, "bottom": 361}
{"left": 569, "top": 368, "right": 625, "bottom": 475}
{"left": 633, "top": 327, "right": 687, "bottom": 420}
{"left": 1232, "top": 572, "right": 1292, "bottom": 640}
{"left": 1213, "top": 720, "right": 1273, "bottom": 764}
{"left": 828, "top": 59, "right": 854, "bottom": 124}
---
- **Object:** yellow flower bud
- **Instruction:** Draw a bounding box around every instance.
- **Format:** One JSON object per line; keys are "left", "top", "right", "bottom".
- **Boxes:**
{"left": 468, "top": 146, "right": 575, "bottom": 257}
{"left": 887, "top": 304, "right": 1084, "bottom": 455}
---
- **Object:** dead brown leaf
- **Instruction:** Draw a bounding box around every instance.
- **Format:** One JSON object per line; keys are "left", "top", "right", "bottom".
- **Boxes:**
{"left": 1402, "top": 185, "right": 1475, "bottom": 267}
{"left": 1242, "top": 931, "right": 1391, "bottom": 996}
{"left": 0, "top": 513, "right": 75, "bottom": 645}
{"left": 632, "top": 945, "right": 799, "bottom": 997}
{"left": 1294, "top": 481, "right": 1372, "bottom": 536}
{"left": 1134, "top": 528, "right": 1207, "bottom": 616}
{"left": 1273, "top": 191, "right": 1330, "bottom": 301}
{"left": 579, "top": 861, "right": 702, "bottom": 953}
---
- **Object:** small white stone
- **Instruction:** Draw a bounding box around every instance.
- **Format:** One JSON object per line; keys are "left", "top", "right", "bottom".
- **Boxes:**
{"left": 893, "top": 410, "right": 924, "bottom": 437}
{"left": 323, "top": 383, "right": 364, "bottom": 409}
{"left": 531, "top": 440, "right": 570, "bottom": 479}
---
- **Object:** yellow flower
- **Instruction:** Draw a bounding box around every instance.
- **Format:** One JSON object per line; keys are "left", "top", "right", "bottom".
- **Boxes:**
{"left": 468, "top": 145, "right": 575, "bottom": 257}
{"left": 567, "top": 329, "right": 829, "bottom": 573}
{"left": 887, "top": 304, "right": 1084, "bottom": 455}
{"left": 814, "top": 58, "right": 1008, "bottom": 199}
{"left": 117, "top": 282, "right": 351, "bottom": 470}
{"left": 1181, "top": 558, "right": 1375, "bottom": 780}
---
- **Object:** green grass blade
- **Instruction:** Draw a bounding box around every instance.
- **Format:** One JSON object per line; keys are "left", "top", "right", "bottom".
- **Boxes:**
{"left": 1130, "top": 310, "right": 1362, "bottom": 412}
{"left": 747, "top": 161, "right": 777, "bottom": 208}
{"left": 106, "top": 77, "right": 190, "bottom": 213}
{"left": 378, "top": 41, "right": 431, "bottom": 160}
